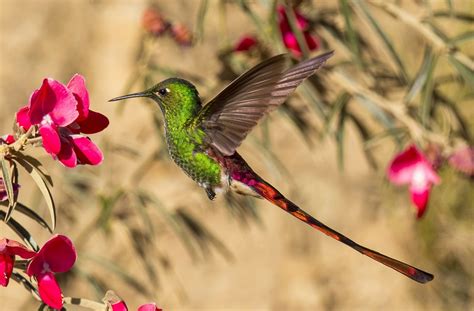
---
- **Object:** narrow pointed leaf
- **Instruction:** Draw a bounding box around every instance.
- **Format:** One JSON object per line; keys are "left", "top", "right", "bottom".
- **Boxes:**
{"left": 14, "top": 156, "right": 56, "bottom": 231}
{"left": 405, "top": 47, "right": 435, "bottom": 104}
{"left": 195, "top": 0, "right": 209, "bottom": 42}
{"left": 13, "top": 202, "right": 53, "bottom": 233}
{"left": 420, "top": 53, "right": 438, "bottom": 127}
{"left": 1, "top": 156, "right": 16, "bottom": 222}
{"left": 83, "top": 254, "right": 152, "bottom": 297}
{"left": 448, "top": 54, "right": 474, "bottom": 88}
{"left": 351, "top": 0, "right": 407, "bottom": 81}
{"left": 324, "top": 92, "right": 350, "bottom": 134}
{"left": 0, "top": 210, "right": 39, "bottom": 251}
{"left": 339, "top": 0, "right": 362, "bottom": 67}
{"left": 450, "top": 31, "right": 474, "bottom": 45}
{"left": 335, "top": 100, "right": 347, "bottom": 170}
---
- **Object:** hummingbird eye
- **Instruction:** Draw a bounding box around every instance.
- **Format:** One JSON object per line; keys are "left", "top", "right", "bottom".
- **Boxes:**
{"left": 157, "top": 88, "right": 170, "bottom": 96}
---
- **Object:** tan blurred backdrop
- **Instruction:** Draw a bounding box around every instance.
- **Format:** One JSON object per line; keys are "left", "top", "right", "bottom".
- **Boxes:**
{"left": 1, "top": 1, "right": 472, "bottom": 310}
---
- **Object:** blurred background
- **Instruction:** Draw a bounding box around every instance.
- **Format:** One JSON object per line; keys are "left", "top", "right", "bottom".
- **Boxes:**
{"left": 0, "top": 0, "right": 472, "bottom": 310}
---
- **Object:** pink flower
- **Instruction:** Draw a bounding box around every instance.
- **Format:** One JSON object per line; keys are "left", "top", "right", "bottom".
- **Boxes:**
{"left": 0, "top": 238, "right": 36, "bottom": 287}
{"left": 16, "top": 74, "right": 108, "bottom": 168}
{"left": 234, "top": 35, "right": 258, "bottom": 52}
{"left": 388, "top": 145, "right": 441, "bottom": 218}
{"left": 138, "top": 303, "right": 162, "bottom": 311}
{"left": 277, "top": 5, "right": 320, "bottom": 57}
{"left": 0, "top": 178, "right": 20, "bottom": 202}
{"left": 26, "top": 235, "right": 77, "bottom": 310}
{"left": 104, "top": 291, "right": 162, "bottom": 311}
{"left": 448, "top": 146, "right": 474, "bottom": 177}
{"left": 0, "top": 134, "right": 15, "bottom": 145}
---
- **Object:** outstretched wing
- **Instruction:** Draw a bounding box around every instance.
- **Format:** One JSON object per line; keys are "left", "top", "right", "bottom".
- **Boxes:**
{"left": 195, "top": 51, "right": 334, "bottom": 156}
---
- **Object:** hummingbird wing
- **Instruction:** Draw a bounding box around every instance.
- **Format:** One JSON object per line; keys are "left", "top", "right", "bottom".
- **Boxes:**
{"left": 196, "top": 51, "right": 334, "bottom": 156}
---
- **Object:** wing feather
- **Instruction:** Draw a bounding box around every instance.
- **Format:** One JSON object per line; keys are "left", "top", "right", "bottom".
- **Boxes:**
{"left": 197, "top": 51, "right": 334, "bottom": 155}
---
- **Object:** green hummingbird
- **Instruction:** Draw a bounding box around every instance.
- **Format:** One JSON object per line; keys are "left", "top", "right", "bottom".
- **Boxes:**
{"left": 110, "top": 51, "right": 433, "bottom": 283}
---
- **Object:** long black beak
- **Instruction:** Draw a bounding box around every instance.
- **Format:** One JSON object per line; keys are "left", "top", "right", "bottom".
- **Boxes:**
{"left": 108, "top": 91, "right": 151, "bottom": 102}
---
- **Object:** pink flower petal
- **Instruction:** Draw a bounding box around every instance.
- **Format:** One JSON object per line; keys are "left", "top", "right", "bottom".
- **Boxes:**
{"left": 71, "top": 136, "right": 104, "bottom": 166}
{"left": 43, "top": 235, "right": 77, "bottom": 273}
{"left": 57, "top": 140, "right": 78, "bottom": 168}
{"left": 39, "top": 124, "right": 61, "bottom": 155}
{"left": 37, "top": 272, "right": 63, "bottom": 310}
{"left": 448, "top": 146, "right": 474, "bottom": 176}
{"left": 234, "top": 36, "right": 258, "bottom": 52}
{"left": 138, "top": 303, "right": 162, "bottom": 311}
{"left": 1, "top": 238, "right": 36, "bottom": 259}
{"left": 47, "top": 79, "right": 79, "bottom": 126}
{"left": 29, "top": 78, "right": 79, "bottom": 127}
{"left": 16, "top": 106, "right": 32, "bottom": 130}
{"left": 77, "top": 110, "right": 109, "bottom": 134}
{"left": 282, "top": 32, "right": 302, "bottom": 56}
{"left": 67, "top": 74, "right": 90, "bottom": 121}
{"left": 0, "top": 253, "right": 14, "bottom": 286}
{"left": 111, "top": 301, "right": 129, "bottom": 311}
{"left": 387, "top": 145, "right": 425, "bottom": 185}
{"left": 410, "top": 185, "right": 430, "bottom": 219}
{"left": 28, "top": 80, "right": 54, "bottom": 125}
{"left": 1, "top": 135, "right": 16, "bottom": 145}
{"left": 27, "top": 235, "right": 76, "bottom": 277}
{"left": 304, "top": 32, "right": 320, "bottom": 51}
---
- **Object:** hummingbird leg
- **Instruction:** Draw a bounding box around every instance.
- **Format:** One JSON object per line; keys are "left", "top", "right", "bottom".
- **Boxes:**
{"left": 205, "top": 187, "right": 216, "bottom": 200}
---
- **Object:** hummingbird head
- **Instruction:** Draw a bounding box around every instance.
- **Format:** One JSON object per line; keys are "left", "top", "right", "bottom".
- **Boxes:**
{"left": 109, "top": 78, "right": 201, "bottom": 117}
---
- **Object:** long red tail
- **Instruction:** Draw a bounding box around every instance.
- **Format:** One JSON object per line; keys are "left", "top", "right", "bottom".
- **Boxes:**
{"left": 228, "top": 154, "right": 434, "bottom": 284}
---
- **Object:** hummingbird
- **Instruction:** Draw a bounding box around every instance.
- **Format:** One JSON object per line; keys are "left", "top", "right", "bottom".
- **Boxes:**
{"left": 110, "top": 51, "right": 433, "bottom": 283}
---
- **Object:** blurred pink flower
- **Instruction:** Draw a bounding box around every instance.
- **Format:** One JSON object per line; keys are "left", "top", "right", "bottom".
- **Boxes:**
{"left": 0, "top": 134, "right": 15, "bottom": 145}
{"left": 448, "top": 146, "right": 474, "bottom": 177}
{"left": 233, "top": 35, "right": 258, "bottom": 52}
{"left": 277, "top": 5, "right": 320, "bottom": 57}
{"left": 0, "top": 177, "right": 20, "bottom": 202}
{"left": 138, "top": 303, "right": 163, "bottom": 311}
{"left": 104, "top": 291, "right": 162, "bottom": 311}
{"left": 142, "top": 7, "right": 169, "bottom": 36}
{"left": 16, "top": 74, "right": 108, "bottom": 168}
{"left": 26, "top": 234, "right": 77, "bottom": 310}
{"left": 170, "top": 23, "right": 193, "bottom": 46}
{"left": 388, "top": 145, "right": 441, "bottom": 218}
{"left": 0, "top": 238, "right": 36, "bottom": 287}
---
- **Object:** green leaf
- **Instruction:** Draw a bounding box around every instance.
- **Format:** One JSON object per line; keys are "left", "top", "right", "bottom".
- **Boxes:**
{"left": 285, "top": 5, "right": 310, "bottom": 58}
{"left": 195, "top": 0, "right": 209, "bottom": 43}
{"left": 339, "top": 0, "right": 362, "bottom": 67}
{"left": 1, "top": 156, "right": 16, "bottom": 221}
{"left": 0, "top": 210, "right": 39, "bottom": 251}
{"left": 351, "top": 0, "right": 408, "bottom": 81}
{"left": 335, "top": 99, "right": 347, "bottom": 170}
{"left": 420, "top": 53, "right": 438, "bottom": 127}
{"left": 12, "top": 202, "right": 53, "bottom": 233}
{"left": 448, "top": 54, "right": 474, "bottom": 88}
{"left": 405, "top": 47, "right": 435, "bottom": 104}
{"left": 14, "top": 156, "right": 56, "bottom": 231}
{"left": 82, "top": 254, "right": 152, "bottom": 297}
{"left": 354, "top": 94, "right": 401, "bottom": 146}
{"left": 347, "top": 113, "right": 378, "bottom": 169}
{"left": 450, "top": 31, "right": 474, "bottom": 45}
{"left": 324, "top": 92, "right": 351, "bottom": 134}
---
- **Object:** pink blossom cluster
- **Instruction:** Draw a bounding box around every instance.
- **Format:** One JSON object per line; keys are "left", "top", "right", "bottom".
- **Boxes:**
{"left": 16, "top": 74, "right": 108, "bottom": 168}
{"left": 233, "top": 5, "right": 320, "bottom": 57}
{"left": 1, "top": 235, "right": 76, "bottom": 309}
